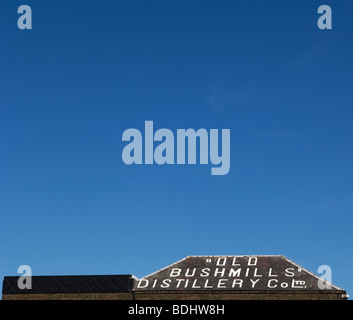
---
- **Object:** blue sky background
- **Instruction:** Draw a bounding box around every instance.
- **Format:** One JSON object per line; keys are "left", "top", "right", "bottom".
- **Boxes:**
{"left": 1, "top": 0, "right": 353, "bottom": 297}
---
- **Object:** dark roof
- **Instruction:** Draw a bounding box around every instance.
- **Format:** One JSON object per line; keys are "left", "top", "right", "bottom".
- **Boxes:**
{"left": 134, "top": 255, "right": 345, "bottom": 292}
{"left": 2, "top": 256, "right": 346, "bottom": 295}
{"left": 2, "top": 275, "right": 137, "bottom": 294}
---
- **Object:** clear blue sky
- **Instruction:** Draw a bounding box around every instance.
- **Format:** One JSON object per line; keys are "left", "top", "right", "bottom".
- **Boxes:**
{"left": 1, "top": 0, "right": 353, "bottom": 297}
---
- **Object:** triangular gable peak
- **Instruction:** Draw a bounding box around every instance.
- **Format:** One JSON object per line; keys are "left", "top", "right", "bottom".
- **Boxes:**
{"left": 135, "top": 255, "right": 343, "bottom": 291}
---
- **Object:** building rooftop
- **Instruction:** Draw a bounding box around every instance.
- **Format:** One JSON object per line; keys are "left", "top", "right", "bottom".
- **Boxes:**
{"left": 135, "top": 255, "right": 345, "bottom": 291}
{"left": 2, "top": 275, "right": 136, "bottom": 294}
{"left": 2, "top": 255, "right": 347, "bottom": 298}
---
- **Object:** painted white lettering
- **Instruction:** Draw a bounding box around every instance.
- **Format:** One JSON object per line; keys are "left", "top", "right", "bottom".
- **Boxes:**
{"left": 170, "top": 268, "right": 182, "bottom": 277}
{"left": 232, "top": 279, "right": 243, "bottom": 288}
{"left": 250, "top": 278, "right": 260, "bottom": 288}
{"left": 248, "top": 257, "right": 257, "bottom": 266}
{"left": 137, "top": 279, "right": 149, "bottom": 288}
{"left": 200, "top": 268, "right": 210, "bottom": 277}
{"left": 217, "top": 279, "right": 228, "bottom": 288}
{"left": 267, "top": 279, "right": 278, "bottom": 288}
{"left": 285, "top": 268, "right": 295, "bottom": 277}
{"left": 269, "top": 268, "right": 278, "bottom": 277}
{"left": 228, "top": 268, "right": 241, "bottom": 277}
{"left": 214, "top": 268, "right": 226, "bottom": 277}
{"left": 161, "top": 279, "right": 171, "bottom": 288}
